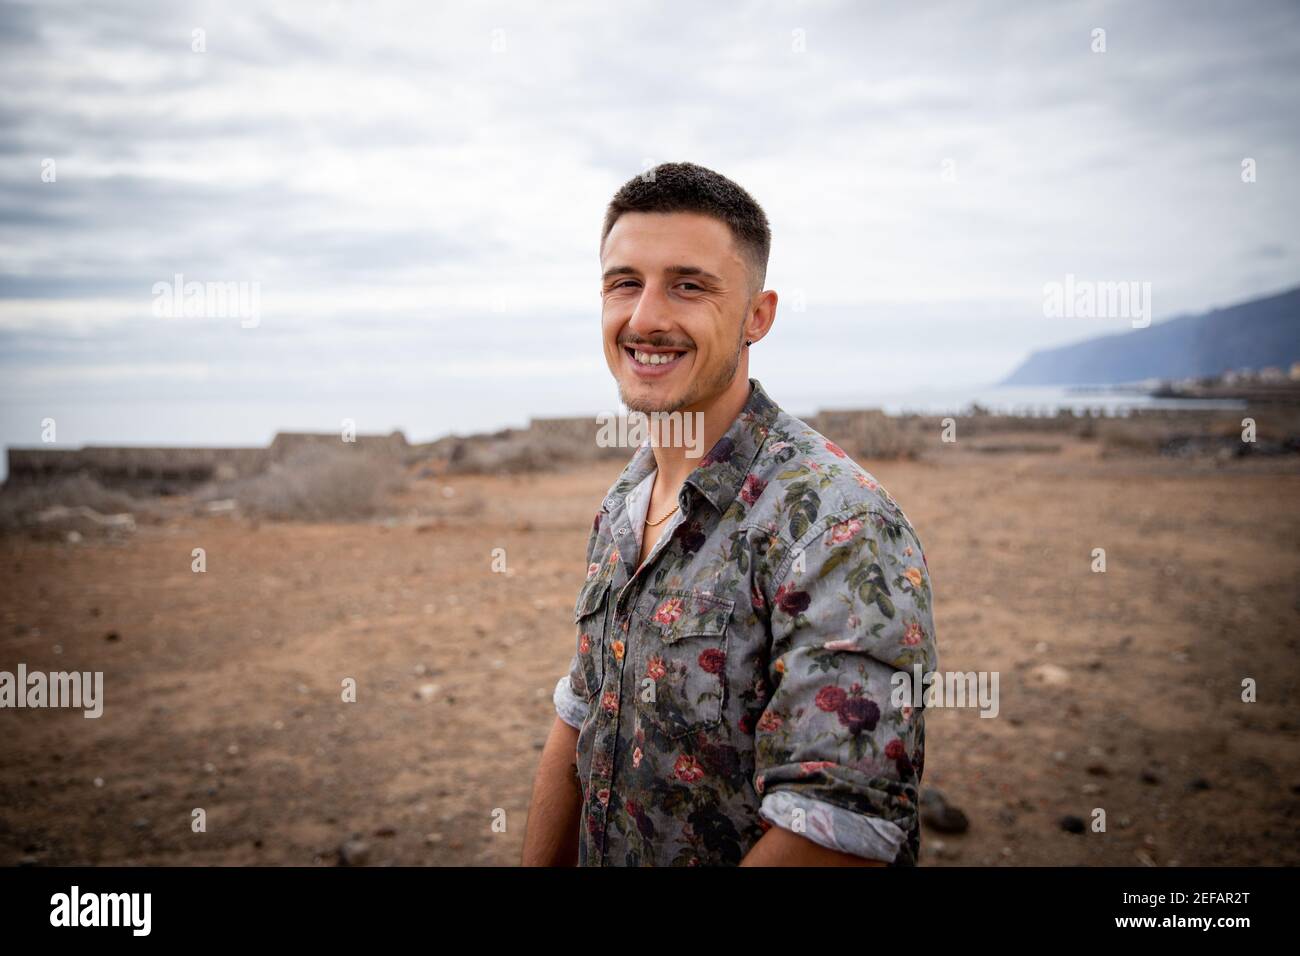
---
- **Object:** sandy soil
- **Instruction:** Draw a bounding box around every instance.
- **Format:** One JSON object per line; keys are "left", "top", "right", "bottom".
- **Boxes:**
{"left": 2, "top": 434, "right": 1298, "bottom": 866}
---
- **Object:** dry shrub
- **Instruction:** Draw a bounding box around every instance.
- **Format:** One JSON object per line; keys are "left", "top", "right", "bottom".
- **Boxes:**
{"left": 0, "top": 474, "right": 159, "bottom": 531}
{"left": 830, "top": 416, "right": 922, "bottom": 460}
{"left": 228, "top": 445, "right": 407, "bottom": 520}
{"left": 1099, "top": 425, "right": 1164, "bottom": 457}
{"left": 858, "top": 416, "right": 923, "bottom": 459}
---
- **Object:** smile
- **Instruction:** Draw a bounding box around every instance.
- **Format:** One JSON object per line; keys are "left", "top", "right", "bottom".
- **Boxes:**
{"left": 624, "top": 346, "right": 688, "bottom": 376}
{"left": 629, "top": 348, "right": 684, "bottom": 366}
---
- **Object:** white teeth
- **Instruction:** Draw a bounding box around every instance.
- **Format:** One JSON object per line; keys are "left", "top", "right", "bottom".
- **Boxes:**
{"left": 633, "top": 350, "right": 680, "bottom": 366}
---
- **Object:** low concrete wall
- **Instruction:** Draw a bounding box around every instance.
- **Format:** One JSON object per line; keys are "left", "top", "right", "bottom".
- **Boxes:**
{"left": 6, "top": 446, "right": 269, "bottom": 493}
{"left": 6, "top": 431, "right": 410, "bottom": 494}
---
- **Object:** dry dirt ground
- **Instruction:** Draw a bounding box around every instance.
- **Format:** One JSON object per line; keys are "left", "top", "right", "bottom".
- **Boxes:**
{"left": 2, "top": 434, "right": 1298, "bottom": 866}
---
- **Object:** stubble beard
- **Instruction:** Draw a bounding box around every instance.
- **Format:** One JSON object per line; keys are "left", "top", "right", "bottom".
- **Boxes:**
{"left": 618, "top": 327, "right": 745, "bottom": 416}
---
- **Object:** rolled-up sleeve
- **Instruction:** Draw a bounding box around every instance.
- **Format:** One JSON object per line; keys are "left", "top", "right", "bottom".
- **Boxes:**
{"left": 553, "top": 655, "right": 589, "bottom": 731}
{"left": 753, "top": 504, "right": 937, "bottom": 864}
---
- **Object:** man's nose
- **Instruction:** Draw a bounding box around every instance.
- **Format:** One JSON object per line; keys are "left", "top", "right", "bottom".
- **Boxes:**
{"left": 626, "top": 283, "right": 674, "bottom": 337}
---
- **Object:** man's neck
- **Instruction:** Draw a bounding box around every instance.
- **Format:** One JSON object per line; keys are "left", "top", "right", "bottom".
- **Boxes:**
{"left": 647, "top": 374, "right": 752, "bottom": 490}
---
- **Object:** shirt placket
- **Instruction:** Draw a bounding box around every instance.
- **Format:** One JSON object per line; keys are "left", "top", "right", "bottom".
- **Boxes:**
{"left": 585, "top": 484, "right": 691, "bottom": 865}
{"left": 582, "top": 494, "right": 633, "bottom": 865}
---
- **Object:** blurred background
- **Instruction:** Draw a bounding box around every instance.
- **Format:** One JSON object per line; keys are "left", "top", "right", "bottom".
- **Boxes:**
{"left": 3, "top": 0, "right": 1299, "bottom": 454}
{"left": 1, "top": 0, "right": 1297, "bottom": 867}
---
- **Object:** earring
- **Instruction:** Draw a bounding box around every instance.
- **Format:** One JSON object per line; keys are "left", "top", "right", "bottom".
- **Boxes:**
{"left": 745, "top": 339, "right": 753, "bottom": 346}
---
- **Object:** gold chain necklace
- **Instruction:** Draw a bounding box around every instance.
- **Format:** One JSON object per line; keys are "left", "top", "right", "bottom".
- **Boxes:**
{"left": 644, "top": 502, "right": 679, "bottom": 527}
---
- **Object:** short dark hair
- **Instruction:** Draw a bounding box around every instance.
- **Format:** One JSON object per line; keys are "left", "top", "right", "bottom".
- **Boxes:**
{"left": 600, "top": 161, "right": 771, "bottom": 296}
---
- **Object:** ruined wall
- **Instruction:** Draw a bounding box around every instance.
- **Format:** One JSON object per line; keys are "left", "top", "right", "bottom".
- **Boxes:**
{"left": 5, "top": 431, "right": 410, "bottom": 495}
{"left": 6, "top": 446, "right": 269, "bottom": 493}
{"left": 269, "top": 431, "right": 409, "bottom": 462}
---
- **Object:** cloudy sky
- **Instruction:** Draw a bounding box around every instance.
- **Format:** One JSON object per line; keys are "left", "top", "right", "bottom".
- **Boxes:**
{"left": 1, "top": 0, "right": 1298, "bottom": 455}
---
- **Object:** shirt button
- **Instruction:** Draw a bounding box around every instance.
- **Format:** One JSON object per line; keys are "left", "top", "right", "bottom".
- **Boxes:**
{"left": 616, "top": 528, "right": 627, "bottom": 536}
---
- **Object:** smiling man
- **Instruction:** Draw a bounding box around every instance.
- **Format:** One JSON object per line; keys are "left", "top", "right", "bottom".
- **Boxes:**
{"left": 521, "top": 162, "right": 938, "bottom": 867}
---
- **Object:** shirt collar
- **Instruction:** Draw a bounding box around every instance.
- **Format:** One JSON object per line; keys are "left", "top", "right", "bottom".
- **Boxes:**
{"left": 610, "top": 377, "right": 780, "bottom": 515}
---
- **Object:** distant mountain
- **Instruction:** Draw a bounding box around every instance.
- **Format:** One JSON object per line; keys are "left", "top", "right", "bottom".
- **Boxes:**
{"left": 1001, "top": 285, "right": 1300, "bottom": 386}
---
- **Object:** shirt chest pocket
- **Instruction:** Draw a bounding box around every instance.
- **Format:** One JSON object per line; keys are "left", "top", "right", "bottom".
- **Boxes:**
{"left": 572, "top": 575, "right": 611, "bottom": 701}
{"left": 632, "top": 588, "right": 734, "bottom": 740}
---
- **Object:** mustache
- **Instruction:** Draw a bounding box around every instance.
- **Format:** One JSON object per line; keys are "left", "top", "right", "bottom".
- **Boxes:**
{"left": 617, "top": 337, "right": 695, "bottom": 349}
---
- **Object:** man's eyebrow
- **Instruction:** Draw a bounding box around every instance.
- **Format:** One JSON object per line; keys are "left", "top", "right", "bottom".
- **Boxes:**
{"left": 601, "top": 265, "right": 724, "bottom": 283}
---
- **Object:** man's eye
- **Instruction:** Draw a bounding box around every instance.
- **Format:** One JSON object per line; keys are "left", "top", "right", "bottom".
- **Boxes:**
{"left": 606, "top": 280, "right": 702, "bottom": 292}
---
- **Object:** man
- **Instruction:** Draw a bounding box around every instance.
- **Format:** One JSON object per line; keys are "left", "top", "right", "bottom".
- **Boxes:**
{"left": 521, "top": 162, "right": 937, "bottom": 867}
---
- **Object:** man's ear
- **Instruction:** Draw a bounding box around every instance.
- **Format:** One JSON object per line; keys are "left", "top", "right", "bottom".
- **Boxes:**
{"left": 745, "top": 289, "right": 778, "bottom": 345}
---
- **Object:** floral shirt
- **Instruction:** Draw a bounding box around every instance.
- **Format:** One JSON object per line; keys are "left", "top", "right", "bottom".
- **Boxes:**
{"left": 552, "top": 378, "right": 937, "bottom": 866}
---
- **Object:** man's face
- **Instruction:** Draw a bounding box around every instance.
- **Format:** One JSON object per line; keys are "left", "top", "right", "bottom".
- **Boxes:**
{"left": 600, "top": 211, "right": 753, "bottom": 414}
